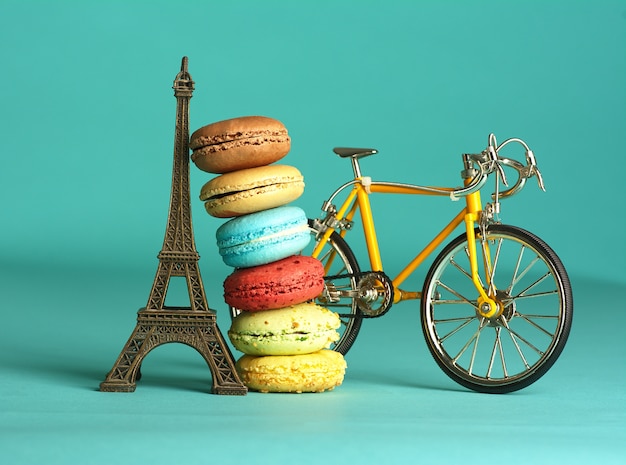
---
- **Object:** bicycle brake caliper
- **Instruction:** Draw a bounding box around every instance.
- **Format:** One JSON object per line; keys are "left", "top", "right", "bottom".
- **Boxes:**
{"left": 479, "top": 202, "right": 498, "bottom": 236}
{"left": 320, "top": 202, "right": 353, "bottom": 232}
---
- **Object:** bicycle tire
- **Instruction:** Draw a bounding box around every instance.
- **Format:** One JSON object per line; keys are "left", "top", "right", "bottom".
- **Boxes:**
{"left": 306, "top": 219, "right": 363, "bottom": 355}
{"left": 421, "top": 224, "right": 573, "bottom": 393}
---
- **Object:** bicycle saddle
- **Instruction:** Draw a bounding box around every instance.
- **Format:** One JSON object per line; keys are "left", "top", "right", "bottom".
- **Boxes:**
{"left": 333, "top": 147, "right": 378, "bottom": 159}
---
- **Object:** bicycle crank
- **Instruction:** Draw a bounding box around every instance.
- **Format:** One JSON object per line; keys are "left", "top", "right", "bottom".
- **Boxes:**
{"left": 320, "top": 271, "right": 394, "bottom": 318}
{"left": 356, "top": 271, "right": 394, "bottom": 318}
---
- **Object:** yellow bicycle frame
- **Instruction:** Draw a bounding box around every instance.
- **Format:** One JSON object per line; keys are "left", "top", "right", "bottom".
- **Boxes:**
{"left": 311, "top": 177, "right": 499, "bottom": 318}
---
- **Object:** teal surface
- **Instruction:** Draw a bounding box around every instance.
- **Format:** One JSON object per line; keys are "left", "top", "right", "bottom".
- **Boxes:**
{"left": 1, "top": 1, "right": 624, "bottom": 464}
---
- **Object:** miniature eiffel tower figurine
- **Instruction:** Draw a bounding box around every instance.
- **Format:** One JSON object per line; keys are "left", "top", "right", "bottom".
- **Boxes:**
{"left": 100, "top": 57, "right": 247, "bottom": 395}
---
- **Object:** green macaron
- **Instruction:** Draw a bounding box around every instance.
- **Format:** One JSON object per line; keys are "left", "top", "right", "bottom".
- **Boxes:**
{"left": 228, "top": 303, "right": 341, "bottom": 356}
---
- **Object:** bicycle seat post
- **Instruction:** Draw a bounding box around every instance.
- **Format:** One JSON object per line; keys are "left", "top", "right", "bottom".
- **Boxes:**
{"left": 351, "top": 156, "right": 362, "bottom": 178}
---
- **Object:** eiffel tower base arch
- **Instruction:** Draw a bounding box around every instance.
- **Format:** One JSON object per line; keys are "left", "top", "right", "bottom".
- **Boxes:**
{"left": 100, "top": 308, "right": 247, "bottom": 395}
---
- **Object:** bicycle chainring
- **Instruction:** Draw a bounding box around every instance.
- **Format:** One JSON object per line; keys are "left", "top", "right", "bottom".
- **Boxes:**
{"left": 356, "top": 271, "right": 394, "bottom": 318}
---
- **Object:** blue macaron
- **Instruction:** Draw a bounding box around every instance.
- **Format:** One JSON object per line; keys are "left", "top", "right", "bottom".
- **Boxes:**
{"left": 216, "top": 206, "right": 311, "bottom": 268}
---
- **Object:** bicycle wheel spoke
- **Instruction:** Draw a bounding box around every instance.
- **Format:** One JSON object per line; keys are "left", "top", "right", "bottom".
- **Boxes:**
{"left": 510, "top": 253, "right": 541, "bottom": 294}
{"left": 514, "top": 271, "right": 551, "bottom": 298}
{"left": 502, "top": 321, "right": 544, "bottom": 357}
{"left": 435, "top": 299, "right": 477, "bottom": 305}
{"left": 512, "top": 290, "right": 559, "bottom": 300}
{"left": 452, "top": 318, "right": 487, "bottom": 364}
{"left": 468, "top": 322, "right": 483, "bottom": 376}
{"left": 436, "top": 280, "right": 478, "bottom": 309}
{"left": 487, "top": 326, "right": 509, "bottom": 379}
{"left": 434, "top": 316, "right": 477, "bottom": 324}
{"left": 317, "top": 245, "right": 333, "bottom": 262}
{"left": 500, "top": 317, "right": 532, "bottom": 370}
{"left": 516, "top": 313, "right": 557, "bottom": 338}
{"left": 450, "top": 257, "right": 473, "bottom": 282}
{"left": 318, "top": 246, "right": 349, "bottom": 275}
{"left": 486, "top": 327, "right": 499, "bottom": 378}
{"left": 439, "top": 317, "right": 476, "bottom": 343}
{"left": 498, "top": 329, "right": 510, "bottom": 377}
{"left": 517, "top": 313, "right": 559, "bottom": 319}
{"left": 507, "top": 244, "right": 526, "bottom": 294}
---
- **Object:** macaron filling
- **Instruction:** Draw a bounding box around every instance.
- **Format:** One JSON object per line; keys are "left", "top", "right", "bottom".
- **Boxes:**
{"left": 202, "top": 177, "right": 304, "bottom": 203}
{"left": 228, "top": 328, "right": 339, "bottom": 356}
{"left": 219, "top": 223, "right": 309, "bottom": 251}
{"left": 230, "top": 328, "right": 338, "bottom": 345}
{"left": 192, "top": 131, "right": 289, "bottom": 150}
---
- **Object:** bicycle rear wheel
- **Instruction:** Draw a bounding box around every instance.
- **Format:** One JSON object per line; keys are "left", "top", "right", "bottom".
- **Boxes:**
{"left": 306, "top": 220, "right": 363, "bottom": 355}
{"left": 421, "top": 224, "right": 573, "bottom": 393}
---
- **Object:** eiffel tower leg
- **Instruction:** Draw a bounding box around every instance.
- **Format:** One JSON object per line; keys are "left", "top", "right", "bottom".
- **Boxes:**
{"left": 195, "top": 322, "right": 248, "bottom": 395}
{"left": 147, "top": 261, "right": 172, "bottom": 311}
{"left": 100, "top": 316, "right": 153, "bottom": 392}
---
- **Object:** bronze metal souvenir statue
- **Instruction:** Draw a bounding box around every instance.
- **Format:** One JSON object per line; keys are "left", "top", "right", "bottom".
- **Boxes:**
{"left": 100, "top": 57, "right": 247, "bottom": 395}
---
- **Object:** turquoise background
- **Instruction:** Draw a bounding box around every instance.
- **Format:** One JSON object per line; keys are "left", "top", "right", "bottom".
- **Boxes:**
{"left": 1, "top": 1, "right": 624, "bottom": 464}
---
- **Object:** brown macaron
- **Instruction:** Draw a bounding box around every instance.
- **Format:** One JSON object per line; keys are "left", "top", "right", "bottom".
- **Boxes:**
{"left": 190, "top": 116, "right": 291, "bottom": 174}
{"left": 199, "top": 164, "right": 305, "bottom": 218}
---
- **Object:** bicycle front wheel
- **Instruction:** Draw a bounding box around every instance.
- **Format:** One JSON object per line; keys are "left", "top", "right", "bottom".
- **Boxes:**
{"left": 421, "top": 224, "right": 573, "bottom": 393}
{"left": 306, "top": 220, "right": 363, "bottom": 355}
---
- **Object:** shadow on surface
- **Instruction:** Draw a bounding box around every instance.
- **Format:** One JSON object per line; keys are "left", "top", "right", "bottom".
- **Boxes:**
{"left": 1, "top": 340, "right": 218, "bottom": 394}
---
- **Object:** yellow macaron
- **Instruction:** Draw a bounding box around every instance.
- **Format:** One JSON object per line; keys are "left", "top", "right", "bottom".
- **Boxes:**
{"left": 199, "top": 164, "right": 304, "bottom": 218}
{"left": 236, "top": 350, "right": 347, "bottom": 393}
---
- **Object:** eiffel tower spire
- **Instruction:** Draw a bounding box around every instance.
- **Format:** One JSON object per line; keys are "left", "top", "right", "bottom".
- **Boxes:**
{"left": 145, "top": 56, "right": 205, "bottom": 312}
{"left": 160, "top": 56, "right": 195, "bottom": 256}
{"left": 100, "top": 57, "right": 247, "bottom": 395}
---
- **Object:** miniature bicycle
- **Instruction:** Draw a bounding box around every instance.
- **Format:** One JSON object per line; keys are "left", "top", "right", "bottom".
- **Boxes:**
{"left": 305, "top": 134, "right": 573, "bottom": 393}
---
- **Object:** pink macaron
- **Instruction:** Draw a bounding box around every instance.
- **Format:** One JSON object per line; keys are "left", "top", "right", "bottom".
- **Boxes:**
{"left": 223, "top": 255, "right": 325, "bottom": 311}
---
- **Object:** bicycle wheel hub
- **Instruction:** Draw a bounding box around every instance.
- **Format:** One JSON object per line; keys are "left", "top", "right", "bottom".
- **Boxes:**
{"left": 495, "top": 290, "right": 516, "bottom": 320}
{"left": 477, "top": 297, "right": 501, "bottom": 319}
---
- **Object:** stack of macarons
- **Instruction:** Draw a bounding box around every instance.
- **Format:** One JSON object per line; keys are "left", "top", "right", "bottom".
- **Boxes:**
{"left": 190, "top": 115, "right": 346, "bottom": 393}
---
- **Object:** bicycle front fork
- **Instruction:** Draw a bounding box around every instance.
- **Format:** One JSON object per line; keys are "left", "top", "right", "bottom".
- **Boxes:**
{"left": 462, "top": 169, "right": 500, "bottom": 319}
{"left": 464, "top": 212, "right": 500, "bottom": 318}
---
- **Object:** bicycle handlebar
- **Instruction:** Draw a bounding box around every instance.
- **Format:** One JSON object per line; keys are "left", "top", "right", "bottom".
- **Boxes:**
{"left": 450, "top": 133, "right": 545, "bottom": 200}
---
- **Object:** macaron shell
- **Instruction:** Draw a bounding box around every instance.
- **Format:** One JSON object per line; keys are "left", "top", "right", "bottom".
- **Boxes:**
{"left": 190, "top": 116, "right": 288, "bottom": 149}
{"left": 200, "top": 165, "right": 304, "bottom": 218}
{"left": 222, "top": 232, "right": 310, "bottom": 268}
{"left": 224, "top": 255, "right": 325, "bottom": 311}
{"left": 236, "top": 350, "right": 347, "bottom": 393}
{"left": 216, "top": 206, "right": 311, "bottom": 268}
{"left": 228, "top": 304, "right": 341, "bottom": 356}
{"left": 190, "top": 116, "right": 290, "bottom": 174}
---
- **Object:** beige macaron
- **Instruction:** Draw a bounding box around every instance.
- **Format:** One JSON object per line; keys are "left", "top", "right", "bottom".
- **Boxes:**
{"left": 236, "top": 350, "right": 347, "bottom": 393}
{"left": 199, "top": 164, "right": 304, "bottom": 218}
{"left": 190, "top": 116, "right": 291, "bottom": 174}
